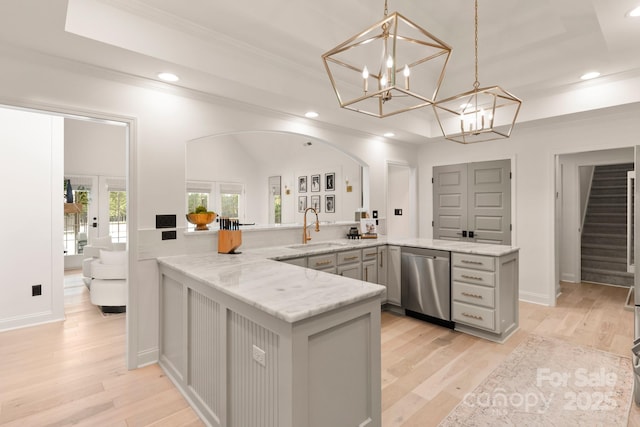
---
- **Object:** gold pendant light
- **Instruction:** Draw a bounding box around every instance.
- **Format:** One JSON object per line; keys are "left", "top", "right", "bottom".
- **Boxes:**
{"left": 322, "top": 0, "right": 452, "bottom": 118}
{"left": 433, "top": 0, "right": 522, "bottom": 144}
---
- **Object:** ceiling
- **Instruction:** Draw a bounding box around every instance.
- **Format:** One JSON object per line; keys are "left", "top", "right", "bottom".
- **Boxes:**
{"left": 1, "top": 0, "right": 639, "bottom": 143}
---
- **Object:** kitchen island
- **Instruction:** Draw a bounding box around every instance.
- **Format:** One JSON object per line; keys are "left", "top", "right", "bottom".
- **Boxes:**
{"left": 157, "top": 252, "right": 384, "bottom": 427}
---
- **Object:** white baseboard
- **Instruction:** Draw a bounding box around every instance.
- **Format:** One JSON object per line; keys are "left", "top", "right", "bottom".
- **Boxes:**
{"left": 0, "top": 311, "right": 64, "bottom": 333}
{"left": 136, "top": 347, "right": 159, "bottom": 368}
{"left": 519, "top": 290, "right": 553, "bottom": 306}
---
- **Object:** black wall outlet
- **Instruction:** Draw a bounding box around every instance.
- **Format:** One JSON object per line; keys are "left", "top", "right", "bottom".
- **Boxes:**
{"left": 32, "top": 284, "right": 42, "bottom": 296}
{"left": 162, "top": 230, "right": 177, "bottom": 240}
{"left": 372, "top": 210, "right": 378, "bottom": 218}
{"left": 394, "top": 209, "right": 403, "bottom": 216}
{"left": 156, "top": 214, "right": 177, "bottom": 229}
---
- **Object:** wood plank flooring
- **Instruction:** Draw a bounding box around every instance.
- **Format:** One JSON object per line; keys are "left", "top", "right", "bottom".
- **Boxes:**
{"left": 1, "top": 278, "right": 639, "bottom": 426}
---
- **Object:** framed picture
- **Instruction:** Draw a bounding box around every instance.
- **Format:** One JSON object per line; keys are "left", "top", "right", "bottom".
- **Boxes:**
{"left": 360, "top": 218, "right": 377, "bottom": 235}
{"left": 311, "top": 195, "right": 320, "bottom": 212}
{"left": 325, "top": 172, "right": 335, "bottom": 191}
{"left": 298, "top": 196, "right": 307, "bottom": 213}
{"left": 325, "top": 194, "right": 335, "bottom": 213}
{"left": 311, "top": 174, "right": 320, "bottom": 192}
{"left": 298, "top": 176, "right": 307, "bottom": 193}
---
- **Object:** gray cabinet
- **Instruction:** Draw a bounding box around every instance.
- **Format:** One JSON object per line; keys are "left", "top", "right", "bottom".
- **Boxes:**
{"left": 433, "top": 159, "right": 511, "bottom": 245}
{"left": 308, "top": 253, "right": 337, "bottom": 274}
{"left": 451, "top": 251, "right": 518, "bottom": 342}
{"left": 386, "top": 246, "right": 402, "bottom": 306}
{"left": 281, "top": 257, "right": 306, "bottom": 268}
{"left": 361, "top": 247, "right": 378, "bottom": 283}
{"left": 377, "top": 246, "right": 388, "bottom": 303}
{"left": 337, "top": 249, "right": 361, "bottom": 279}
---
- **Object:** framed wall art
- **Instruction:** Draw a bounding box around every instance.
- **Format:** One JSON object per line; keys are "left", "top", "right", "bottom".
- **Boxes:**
{"left": 325, "top": 194, "right": 335, "bottom": 213}
{"left": 325, "top": 172, "right": 335, "bottom": 191}
{"left": 298, "top": 176, "right": 307, "bottom": 193}
{"left": 311, "top": 174, "right": 320, "bottom": 192}
{"left": 298, "top": 196, "right": 307, "bottom": 212}
{"left": 311, "top": 195, "right": 320, "bottom": 212}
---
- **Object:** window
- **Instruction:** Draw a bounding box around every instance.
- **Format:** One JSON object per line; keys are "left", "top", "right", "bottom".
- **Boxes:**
{"left": 219, "top": 182, "right": 245, "bottom": 220}
{"left": 109, "top": 190, "right": 127, "bottom": 243}
{"left": 188, "top": 192, "right": 210, "bottom": 214}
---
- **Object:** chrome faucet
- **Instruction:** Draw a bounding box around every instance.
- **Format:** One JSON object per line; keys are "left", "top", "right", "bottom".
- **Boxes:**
{"left": 302, "top": 207, "right": 320, "bottom": 244}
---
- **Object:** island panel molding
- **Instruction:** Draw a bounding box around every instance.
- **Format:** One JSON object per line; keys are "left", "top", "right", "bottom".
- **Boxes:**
{"left": 157, "top": 254, "right": 383, "bottom": 427}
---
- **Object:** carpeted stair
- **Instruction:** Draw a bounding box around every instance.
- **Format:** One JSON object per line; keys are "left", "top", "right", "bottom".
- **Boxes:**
{"left": 581, "top": 163, "right": 634, "bottom": 287}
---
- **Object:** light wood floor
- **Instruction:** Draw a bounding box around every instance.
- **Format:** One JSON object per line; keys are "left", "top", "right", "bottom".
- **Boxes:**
{"left": 1, "top": 279, "right": 639, "bottom": 426}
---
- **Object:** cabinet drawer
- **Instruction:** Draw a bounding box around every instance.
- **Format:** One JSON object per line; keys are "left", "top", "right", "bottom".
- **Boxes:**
{"left": 452, "top": 301, "right": 495, "bottom": 331}
{"left": 308, "top": 253, "right": 337, "bottom": 270}
{"left": 452, "top": 267, "right": 495, "bottom": 287}
{"left": 452, "top": 281, "right": 495, "bottom": 308}
{"left": 361, "top": 247, "right": 378, "bottom": 261}
{"left": 452, "top": 253, "right": 495, "bottom": 272}
{"left": 337, "top": 250, "right": 361, "bottom": 265}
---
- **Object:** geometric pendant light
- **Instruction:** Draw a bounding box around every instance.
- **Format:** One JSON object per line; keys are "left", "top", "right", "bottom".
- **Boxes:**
{"left": 322, "top": 0, "right": 452, "bottom": 118}
{"left": 433, "top": 0, "right": 522, "bottom": 143}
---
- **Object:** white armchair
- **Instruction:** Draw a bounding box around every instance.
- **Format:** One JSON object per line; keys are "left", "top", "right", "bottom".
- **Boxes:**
{"left": 89, "top": 249, "right": 127, "bottom": 313}
{"left": 81, "top": 235, "right": 125, "bottom": 286}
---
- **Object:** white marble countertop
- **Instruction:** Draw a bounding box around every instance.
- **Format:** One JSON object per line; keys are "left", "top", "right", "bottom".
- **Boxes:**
{"left": 252, "top": 237, "right": 519, "bottom": 260}
{"left": 157, "top": 237, "right": 518, "bottom": 324}
{"left": 157, "top": 252, "right": 385, "bottom": 324}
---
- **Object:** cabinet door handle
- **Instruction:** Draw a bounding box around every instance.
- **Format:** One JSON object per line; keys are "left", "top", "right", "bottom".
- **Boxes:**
{"left": 379, "top": 253, "right": 384, "bottom": 268}
{"left": 365, "top": 269, "right": 368, "bottom": 281}
{"left": 462, "top": 312, "right": 483, "bottom": 321}
{"left": 315, "top": 260, "right": 332, "bottom": 267}
{"left": 344, "top": 256, "right": 358, "bottom": 261}
{"left": 461, "top": 291, "right": 483, "bottom": 299}
{"left": 461, "top": 274, "right": 483, "bottom": 281}
{"left": 461, "top": 259, "right": 483, "bottom": 265}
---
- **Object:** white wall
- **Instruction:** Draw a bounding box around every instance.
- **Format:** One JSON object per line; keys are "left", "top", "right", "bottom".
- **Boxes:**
{"left": 419, "top": 104, "right": 640, "bottom": 306}
{"left": 558, "top": 147, "right": 633, "bottom": 283}
{"left": 387, "top": 164, "right": 412, "bottom": 238}
{"left": 65, "top": 118, "right": 126, "bottom": 177}
{"left": 0, "top": 107, "right": 64, "bottom": 331}
{"left": 0, "top": 47, "right": 418, "bottom": 366}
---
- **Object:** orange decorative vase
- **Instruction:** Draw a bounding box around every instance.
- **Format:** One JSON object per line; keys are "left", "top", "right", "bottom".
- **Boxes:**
{"left": 186, "top": 212, "right": 217, "bottom": 231}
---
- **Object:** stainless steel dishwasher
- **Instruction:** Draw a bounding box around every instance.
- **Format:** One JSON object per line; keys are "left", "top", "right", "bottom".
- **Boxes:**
{"left": 401, "top": 247, "right": 453, "bottom": 328}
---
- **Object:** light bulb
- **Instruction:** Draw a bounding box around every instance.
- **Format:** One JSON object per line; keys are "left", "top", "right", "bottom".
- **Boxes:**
{"left": 386, "top": 55, "right": 393, "bottom": 69}
{"left": 403, "top": 65, "right": 410, "bottom": 77}
{"left": 381, "top": 74, "right": 388, "bottom": 87}
{"left": 362, "top": 66, "right": 369, "bottom": 79}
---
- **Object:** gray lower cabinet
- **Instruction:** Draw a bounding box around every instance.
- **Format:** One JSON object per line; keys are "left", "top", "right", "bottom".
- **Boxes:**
{"left": 377, "top": 246, "right": 388, "bottom": 303}
{"left": 386, "top": 246, "right": 402, "bottom": 306}
{"left": 308, "top": 253, "right": 337, "bottom": 274}
{"left": 337, "top": 249, "right": 362, "bottom": 279}
{"left": 451, "top": 251, "right": 519, "bottom": 343}
{"left": 158, "top": 264, "right": 382, "bottom": 427}
{"left": 281, "top": 256, "right": 306, "bottom": 268}
{"left": 362, "top": 247, "right": 378, "bottom": 283}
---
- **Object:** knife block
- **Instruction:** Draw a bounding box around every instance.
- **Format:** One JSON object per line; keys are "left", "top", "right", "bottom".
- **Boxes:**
{"left": 218, "top": 230, "right": 242, "bottom": 254}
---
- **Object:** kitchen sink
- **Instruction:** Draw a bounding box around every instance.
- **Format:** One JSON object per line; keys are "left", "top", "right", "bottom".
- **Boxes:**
{"left": 287, "top": 242, "right": 348, "bottom": 250}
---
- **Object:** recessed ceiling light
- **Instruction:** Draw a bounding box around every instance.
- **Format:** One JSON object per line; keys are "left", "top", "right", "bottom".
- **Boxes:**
{"left": 627, "top": 6, "right": 640, "bottom": 17}
{"left": 157, "top": 72, "right": 179, "bottom": 82}
{"left": 305, "top": 111, "right": 319, "bottom": 118}
{"left": 580, "top": 71, "right": 600, "bottom": 80}
{"left": 383, "top": 132, "right": 395, "bottom": 138}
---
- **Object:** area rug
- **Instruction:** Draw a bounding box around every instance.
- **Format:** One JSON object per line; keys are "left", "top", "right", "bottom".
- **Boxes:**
{"left": 439, "top": 334, "right": 633, "bottom": 426}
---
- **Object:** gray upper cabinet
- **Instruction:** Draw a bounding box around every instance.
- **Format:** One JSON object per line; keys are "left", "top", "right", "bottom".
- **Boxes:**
{"left": 433, "top": 159, "right": 511, "bottom": 245}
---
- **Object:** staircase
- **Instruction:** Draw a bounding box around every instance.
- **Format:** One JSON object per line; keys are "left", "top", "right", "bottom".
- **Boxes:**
{"left": 581, "top": 163, "right": 634, "bottom": 287}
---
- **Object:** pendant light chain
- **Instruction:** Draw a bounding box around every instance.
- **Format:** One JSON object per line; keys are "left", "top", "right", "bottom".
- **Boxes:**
{"left": 474, "top": 0, "right": 480, "bottom": 89}
{"left": 384, "top": 0, "right": 388, "bottom": 17}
